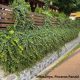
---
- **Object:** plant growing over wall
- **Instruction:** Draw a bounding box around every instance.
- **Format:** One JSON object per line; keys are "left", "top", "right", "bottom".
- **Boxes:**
{"left": 0, "top": 26, "right": 79, "bottom": 73}
{"left": 10, "top": 0, "right": 36, "bottom": 31}
{"left": 0, "top": 0, "right": 80, "bottom": 74}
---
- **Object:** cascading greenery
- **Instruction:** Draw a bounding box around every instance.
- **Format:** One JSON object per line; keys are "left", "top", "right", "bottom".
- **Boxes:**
{"left": 0, "top": 26, "right": 79, "bottom": 73}
{"left": 10, "top": 0, "right": 35, "bottom": 31}
{"left": 0, "top": 0, "right": 80, "bottom": 74}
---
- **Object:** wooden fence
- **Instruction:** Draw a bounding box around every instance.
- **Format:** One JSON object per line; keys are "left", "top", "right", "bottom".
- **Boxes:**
{"left": 30, "top": 12, "right": 45, "bottom": 26}
{"left": 0, "top": 4, "right": 58, "bottom": 29}
{"left": 0, "top": 4, "right": 14, "bottom": 29}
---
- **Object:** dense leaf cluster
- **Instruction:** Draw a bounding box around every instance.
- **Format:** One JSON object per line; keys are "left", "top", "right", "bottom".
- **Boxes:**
{"left": 0, "top": 26, "right": 79, "bottom": 73}
{"left": 0, "top": 0, "right": 80, "bottom": 74}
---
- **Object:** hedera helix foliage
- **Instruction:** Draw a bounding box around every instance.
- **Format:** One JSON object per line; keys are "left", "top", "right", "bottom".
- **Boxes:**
{"left": 11, "top": 0, "right": 35, "bottom": 31}
{"left": 0, "top": 26, "right": 79, "bottom": 73}
{"left": 0, "top": 0, "right": 80, "bottom": 73}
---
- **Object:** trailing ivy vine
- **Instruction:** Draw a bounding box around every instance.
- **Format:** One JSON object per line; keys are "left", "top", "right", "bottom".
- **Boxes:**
{"left": 0, "top": 26, "right": 79, "bottom": 73}
{"left": 10, "top": 0, "right": 36, "bottom": 31}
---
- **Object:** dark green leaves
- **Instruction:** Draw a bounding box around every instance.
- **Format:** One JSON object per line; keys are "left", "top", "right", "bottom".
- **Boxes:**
{"left": 0, "top": 26, "right": 79, "bottom": 73}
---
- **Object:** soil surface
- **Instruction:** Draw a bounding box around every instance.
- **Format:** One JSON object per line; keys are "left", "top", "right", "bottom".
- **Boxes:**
{"left": 41, "top": 49, "right": 80, "bottom": 80}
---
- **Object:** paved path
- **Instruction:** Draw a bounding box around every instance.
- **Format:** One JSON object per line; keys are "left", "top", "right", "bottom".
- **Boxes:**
{"left": 41, "top": 49, "right": 80, "bottom": 80}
